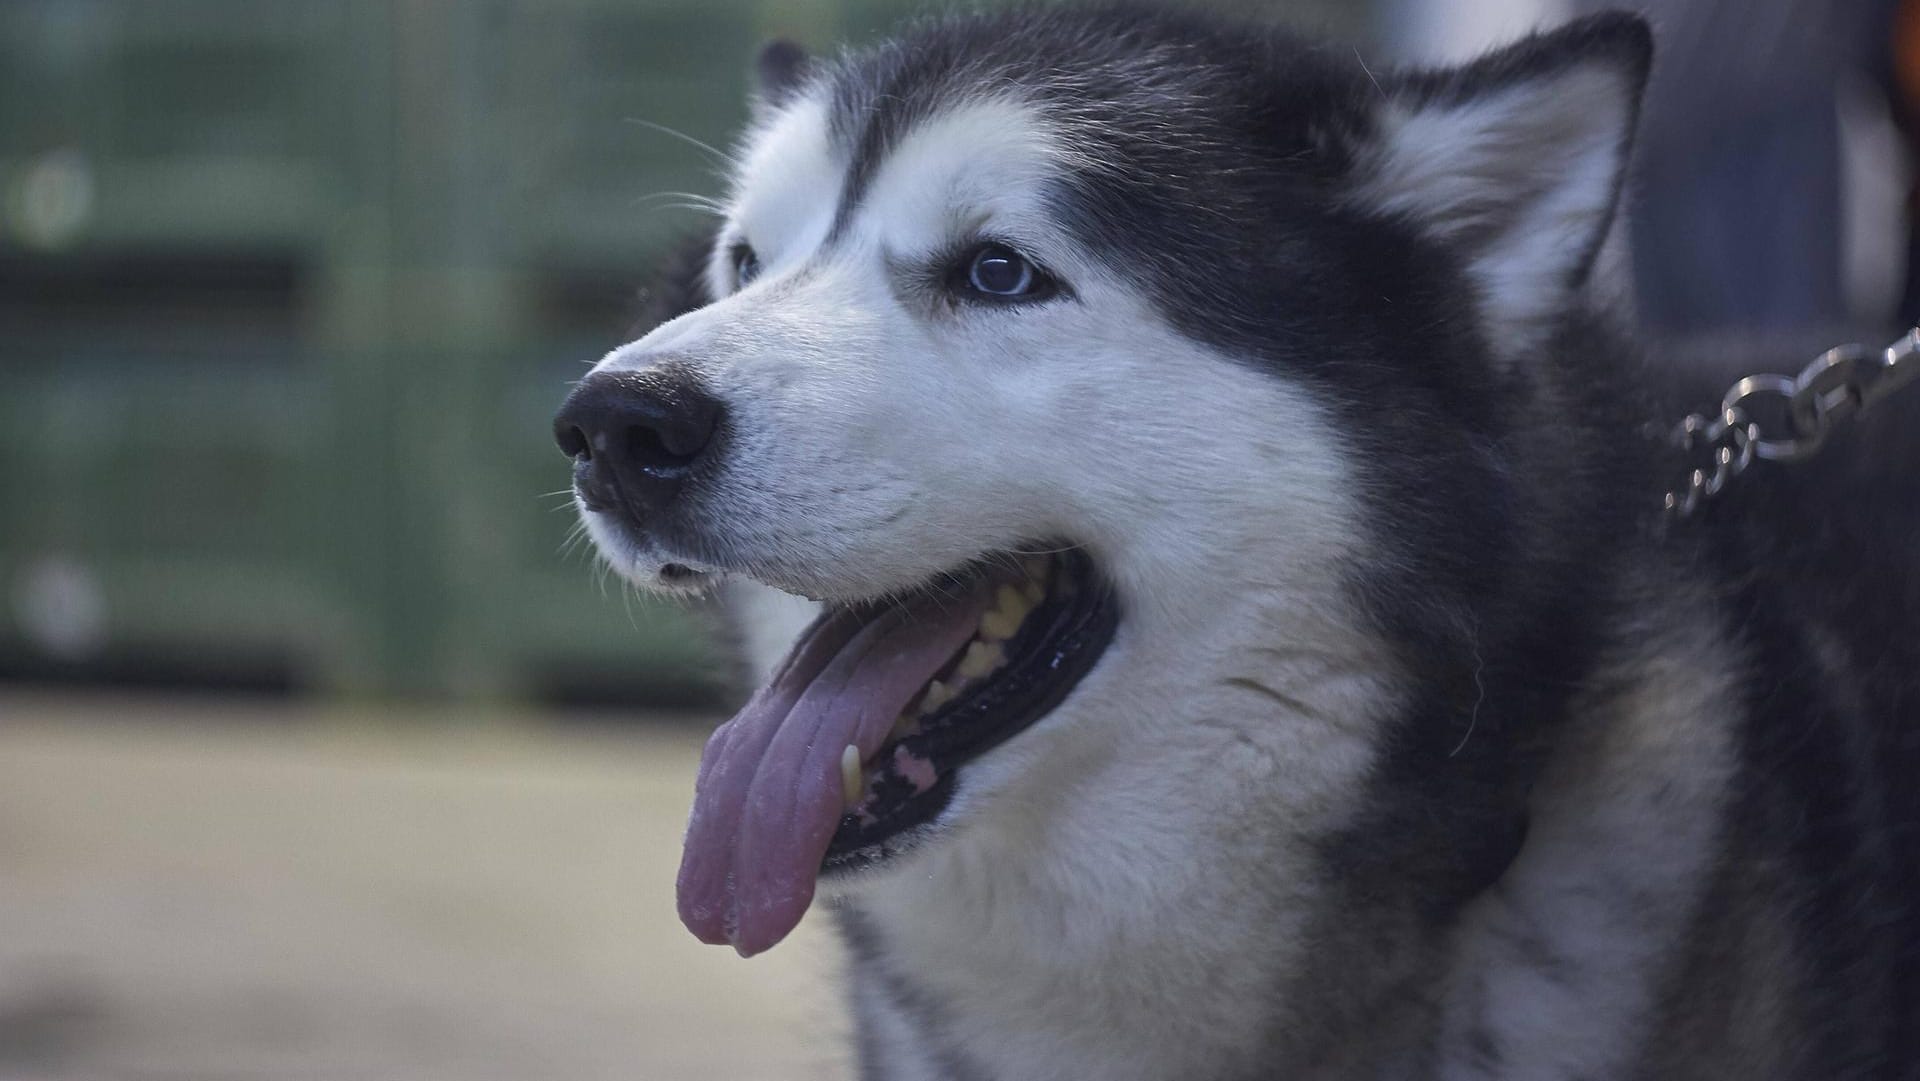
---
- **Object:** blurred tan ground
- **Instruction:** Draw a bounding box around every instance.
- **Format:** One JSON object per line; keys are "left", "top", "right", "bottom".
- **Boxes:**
{"left": 0, "top": 691, "right": 852, "bottom": 1081}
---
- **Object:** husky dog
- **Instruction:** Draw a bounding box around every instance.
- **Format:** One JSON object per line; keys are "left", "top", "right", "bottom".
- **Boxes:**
{"left": 554, "top": 6, "right": 1919, "bottom": 1077}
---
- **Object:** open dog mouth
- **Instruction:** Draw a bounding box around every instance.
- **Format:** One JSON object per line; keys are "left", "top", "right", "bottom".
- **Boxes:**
{"left": 676, "top": 547, "right": 1119, "bottom": 955}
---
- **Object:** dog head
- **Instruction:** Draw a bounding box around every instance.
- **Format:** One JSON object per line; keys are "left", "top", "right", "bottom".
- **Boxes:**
{"left": 557, "top": 6, "right": 1651, "bottom": 957}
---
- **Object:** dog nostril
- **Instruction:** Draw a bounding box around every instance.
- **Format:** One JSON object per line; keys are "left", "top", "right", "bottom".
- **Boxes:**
{"left": 626, "top": 423, "right": 697, "bottom": 470}
{"left": 556, "top": 424, "right": 592, "bottom": 462}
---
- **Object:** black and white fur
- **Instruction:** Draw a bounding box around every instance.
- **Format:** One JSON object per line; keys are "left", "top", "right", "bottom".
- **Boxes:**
{"left": 579, "top": 6, "right": 1920, "bottom": 1077}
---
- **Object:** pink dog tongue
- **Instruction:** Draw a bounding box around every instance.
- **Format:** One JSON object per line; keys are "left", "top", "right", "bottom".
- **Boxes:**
{"left": 677, "top": 583, "right": 991, "bottom": 955}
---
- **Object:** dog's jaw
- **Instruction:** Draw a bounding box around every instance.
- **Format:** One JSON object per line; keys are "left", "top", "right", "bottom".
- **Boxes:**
{"left": 834, "top": 576, "right": 1400, "bottom": 1080}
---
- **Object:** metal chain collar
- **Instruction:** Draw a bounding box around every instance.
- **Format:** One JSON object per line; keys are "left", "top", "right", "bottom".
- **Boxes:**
{"left": 1662, "top": 327, "right": 1920, "bottom": 517}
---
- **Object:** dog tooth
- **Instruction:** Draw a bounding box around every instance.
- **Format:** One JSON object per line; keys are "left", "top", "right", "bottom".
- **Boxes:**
{"left": 920, "top": 680, "right": 955, "bottom": 714}
{"left": 1021, "top": 579, "right": 1046, "bottom": 606}
{"left": 957, "top": 640, "right": 1003, "bottom": 680}
{"left": 995, "top": 584, "right": 1031, "bottom": 619}
{"left": 840, "top": 744, "right": 864, "bottom": 809}
{"left": 979, "top": 584, "right": 1033, "bottom": 641}
{"left": 978, "top": 610, "right": 1019, "bottom": 641}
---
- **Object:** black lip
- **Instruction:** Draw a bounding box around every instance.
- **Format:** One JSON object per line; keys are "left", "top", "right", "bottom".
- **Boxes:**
{"left": 820, "top": 549, "right": 1120, "bottom": 873}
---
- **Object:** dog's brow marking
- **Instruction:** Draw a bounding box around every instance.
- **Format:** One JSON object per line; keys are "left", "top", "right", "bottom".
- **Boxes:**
{"left": 825, "top": 85, "right": 911, "bottom": 242}
{"left": 826, "top": 95, "right": 1070, "bottom": 250}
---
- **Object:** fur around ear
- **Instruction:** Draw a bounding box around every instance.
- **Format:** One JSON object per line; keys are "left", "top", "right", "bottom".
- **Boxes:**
{"left": 1355, "top": 13, "right": 1653, "bottom": 353}
{"left": 754, "top": 39, "right": 813, "bottom": 109}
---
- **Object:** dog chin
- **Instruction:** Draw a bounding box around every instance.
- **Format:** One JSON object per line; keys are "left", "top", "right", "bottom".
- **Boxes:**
{"left": 579, "top": 508, "right": 724, "bottom": 596}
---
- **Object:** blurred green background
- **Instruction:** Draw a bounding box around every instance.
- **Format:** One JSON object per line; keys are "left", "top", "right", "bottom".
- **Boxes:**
{"left": 0, "top": 0, "right": 1372, "bottom": 707}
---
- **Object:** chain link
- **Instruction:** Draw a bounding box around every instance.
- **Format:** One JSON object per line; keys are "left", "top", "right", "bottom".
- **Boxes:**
{"left": 1663, "top": 327, "right": 1920, "bottom": 517}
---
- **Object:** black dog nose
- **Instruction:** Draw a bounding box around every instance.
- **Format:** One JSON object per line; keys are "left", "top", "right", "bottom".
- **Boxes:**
{"left": 553, "top": 366, "right": 723, "bottom": 518}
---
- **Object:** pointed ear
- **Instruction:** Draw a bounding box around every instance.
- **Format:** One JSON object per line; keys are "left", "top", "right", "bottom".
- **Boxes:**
{"left": 753, "top": 40, "right": 812, "bottom": 110}
{"left": 1353, "top": 14, "right": 1652, "bottom": 353}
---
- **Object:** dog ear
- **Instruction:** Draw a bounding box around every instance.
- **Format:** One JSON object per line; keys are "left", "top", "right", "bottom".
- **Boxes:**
{"left": 1353, "top": 14, "right": 1652, "bottom": 352}
{"left": 754, "top": 40, "right": 812, "bottom": 110}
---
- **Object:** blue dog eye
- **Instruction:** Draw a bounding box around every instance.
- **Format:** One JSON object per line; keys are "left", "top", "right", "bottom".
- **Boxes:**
{"left": 968, "top": 246, "right": 1032, "bottom": 295}
{"left": 733, "top": 244, "right": 761, "bottom": 288}
{"left": 965, "top": 244, "right": 1045, "bottom": 298}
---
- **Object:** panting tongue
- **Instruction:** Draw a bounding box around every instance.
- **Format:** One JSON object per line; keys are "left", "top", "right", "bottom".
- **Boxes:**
{"left": 677, "top": 580, "right": 993, "bottom": 955}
